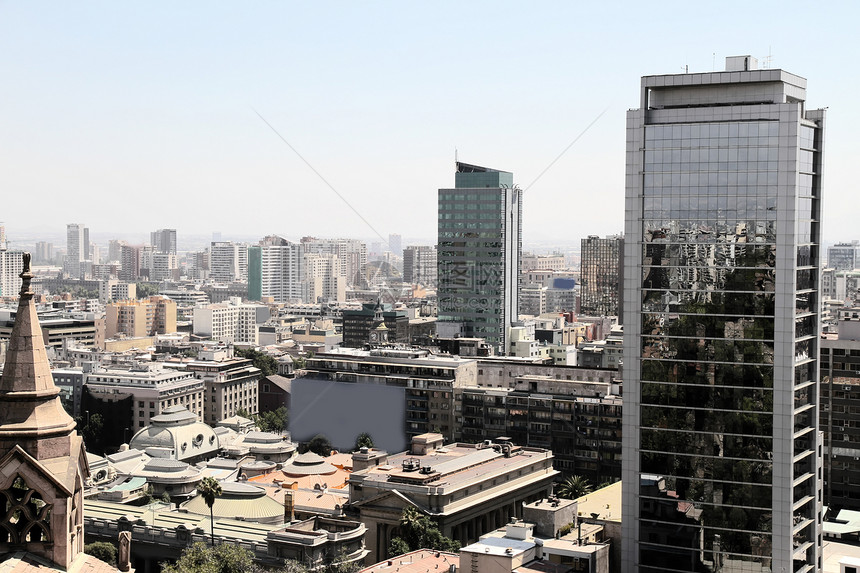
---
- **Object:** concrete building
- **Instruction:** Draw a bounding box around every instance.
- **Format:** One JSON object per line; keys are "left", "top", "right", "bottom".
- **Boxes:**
{"left": 65, "top": 223, "right": 89, "bottom": 279}
{"left": 248, "top": 235, "right": 304, "bottom": 303}
{"left": 193, "top": 297, "right": 267, "bottom": 344}
{"left": 622, "top": 56, "right": 825, "bottom": 572}
{"left": 97, "top": 279, "right": 136, "bottom": 303}
{"left": 83, "top": 361, "right": 205, "bottom": 433}
{"left": 347, "top": 434, "right": 557, "bottom": 562}
{"left": 521, "top": 253, "right": 566, "bottom": 272}
{"left": 519, "top": 285, "right": 547, "bottom": 317}
{"left": 105, "top": 295, "right": 177, "bottom": 339}
{"left": 828, "top": 241, "right": 860, "bottom": 271}
{"left": 210, "top": 241, "right": 249, "bottom": 283}
{"left": 34, "top": 240, "right": 54, "bottom": 264}
{"left": 579, "top": 234, "right": 624, "bottom": 321}
{"left": 301, "top": 348, "right": 477, "bottom": 444}
{"left": 186, "top": 347, "right": 261, "bottom": 425}
{"left": 119, "top": 244, "right": 143, "bottom": 281}
{"left": 83, "top": 499, "right": 367, "bottom": 573}
{"left": 437, "top": 162, "right": 522, "bottom": 354}
{"left": 821, "top": 310, "right": 860, "bottom": 512}
{"left": 149, "top": 252, "right": 178, "bottom": 282}
{"left": 128, "top": 405, "right": 219, "bottom": 463}
{"left": 150, "top": 228, "right": 177, "bottom": 254}
{"left": 0, "top": 246, "right": 24, "bottom": 298}
{"left": 305, "top": 252, "right": 346, "bottom": 303}
{"left": 0, "top": 308, "right": 100, "bottom": 349}
{"left": 341, "top": 300, "right": 409, "bottom": 348}
{"left": 301, "top": 237, "right": 367, "bottom": 288}
{"left": 402, "top": 245, "right": 437, "bottom": 287}
{"left": 460, "top": 374, "right": 621, "bottom": 484}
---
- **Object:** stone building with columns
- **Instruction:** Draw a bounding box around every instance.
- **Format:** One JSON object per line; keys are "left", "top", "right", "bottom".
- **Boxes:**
{"left": 347, "top": 433, "right": 557, "bottom": 562}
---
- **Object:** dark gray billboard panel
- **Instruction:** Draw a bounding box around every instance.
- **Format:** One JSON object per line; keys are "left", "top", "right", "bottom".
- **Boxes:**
{"left": 289, "top": 377, "right": 407, "bottom": 454}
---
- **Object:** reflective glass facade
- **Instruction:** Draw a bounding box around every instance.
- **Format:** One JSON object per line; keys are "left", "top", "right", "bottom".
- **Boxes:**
{"left": 622, "top": 65, "right": 825, "bottom": 573}
{"left": 437, "top": 162, "right": 521, "bottom": 353}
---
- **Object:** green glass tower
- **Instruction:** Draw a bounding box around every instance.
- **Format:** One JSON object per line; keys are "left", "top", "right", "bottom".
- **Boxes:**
{"left": 437, "top": 162, "right": 522, "bottom": 354}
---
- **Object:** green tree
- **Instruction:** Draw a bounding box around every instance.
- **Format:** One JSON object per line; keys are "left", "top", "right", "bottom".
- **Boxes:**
{"left": 162, "top": 542, "right": 254, "bottom": 573}
{"left": 307, "top": 434, "right": 332, "bottom": 457}
{"left": 85, "top": 541, "right": 117, "bottom": 566}
{"left": 354, "top": 432, "right": 374, "bottom": 451}
{"left": 556, "top": 475, "right": 593, "bottom": 500}
{"left": 135, "top": 283, "right": 160, "bottom": 299}
{"left": 234, "top": 348, "right": 278, "bottom": 376}
{"left": 256, "top": 407, "right": 289, "bottom": 433}
{"left": 327, "top": 548, "right": 359, "bottom": 573}
{"left": 387, "top": 537, "right": 411, "bottom": 558}
{"left": 391, "top": 505, "right": 459, "bottom": 556}
{"left": 78, "top": 413, "right": 104, "bottom": 450}
{"left": 197, "top": 477, "right": 223, "bottom": 546}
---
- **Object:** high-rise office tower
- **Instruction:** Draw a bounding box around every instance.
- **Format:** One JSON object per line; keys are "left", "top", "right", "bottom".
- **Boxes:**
{"left": 34, "top": 241, "right": 53, "bottom": 264}
{"left": 248, "top": 235, "right": 304, "bottom": 302}
{"left": 621, "top": 56, "right": 825, "bottom": 572}
{"left": 0, "top": 227, "right": 23, "bottom": 297}
{"left": 403, "top": 245, "right": 437, "bottom": 287}
{"left": 580, "top": 234, "right": 625, "bottom": 321}
{"left": 151, "top": 228, "right": 178, "bottom": 254}
{"left": 300, "top": 237, "right": 367, "bottom": 287}
{"left": 65, "top": 223, "right": 88, "bottom": 278}
{"left": 210, "top": 241, "right": 249, "bottom": 283}
{"left": 437, "top": 162, "right": 521, "bottom": 354}
{"left": 119, "top": 244, "right": 141, "bottom": 281}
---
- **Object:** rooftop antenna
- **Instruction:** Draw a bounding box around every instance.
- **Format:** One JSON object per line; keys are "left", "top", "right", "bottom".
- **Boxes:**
{"left": 454, "top": 147, "right": 458, "bottom": 167}
{"left": 712, "top": 52, "right": 716, "bottom": 71}
{"left": 761, "top": 46, "right": 774, "bottom": 69}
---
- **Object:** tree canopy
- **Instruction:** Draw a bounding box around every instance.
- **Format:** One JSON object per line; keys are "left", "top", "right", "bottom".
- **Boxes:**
{"left": 354, "top": 432, "right": 374, "bottom": 450}
{"left": 161, "top": 542, "right": 309, "bottom": 573}
{"left": 84, "top": 542, "right": 117, "bottom": 566}
{"left": 234, "top": 348, "right": 278, "bottom": 377}
{"left": 306, "top": 434, "right": 332, "bottom": 457}
{"left": 387, "top": 505, "right": 460, "bottom": 558}
{"left": 556, "top": 475, "right": 593, "bottom": 500}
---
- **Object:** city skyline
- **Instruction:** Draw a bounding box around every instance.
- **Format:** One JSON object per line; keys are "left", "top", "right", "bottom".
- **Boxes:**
{"left": 2, "top": 2, "right": 858, "bottom": 245}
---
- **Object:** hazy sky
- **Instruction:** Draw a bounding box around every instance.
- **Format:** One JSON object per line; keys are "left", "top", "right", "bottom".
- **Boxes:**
{"left": 2, "top": 1, "right": 858, "bottom": 248}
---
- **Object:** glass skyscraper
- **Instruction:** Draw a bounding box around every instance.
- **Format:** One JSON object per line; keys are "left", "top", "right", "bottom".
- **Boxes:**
{"left": 580, "top": 234, "right": 625, "bottom": 320}
{"left": 621, "top": 56, "right": 825, "bottom": 573}
{"left": 437, "top": 162, "right": 522, "bottom": 354}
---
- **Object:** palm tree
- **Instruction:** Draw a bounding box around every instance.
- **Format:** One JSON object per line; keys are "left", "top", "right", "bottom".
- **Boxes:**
{"left": 197, "top": 477, "right": 223, "bottom": 546}
{"left": 556, "top": 475, "right": 593, "bottom": 500}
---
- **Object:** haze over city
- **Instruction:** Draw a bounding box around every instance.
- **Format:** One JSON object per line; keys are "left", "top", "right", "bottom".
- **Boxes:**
{"left": 2, "top": 1, "right": 859, "bottom": 246}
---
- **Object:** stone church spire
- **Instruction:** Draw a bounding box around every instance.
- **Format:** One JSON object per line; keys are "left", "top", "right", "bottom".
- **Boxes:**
{"left": 0, "top": 253, "right": 90, "bottom": 570}
{"left": 0, "top": 253, "right": 77, "bottom": 455}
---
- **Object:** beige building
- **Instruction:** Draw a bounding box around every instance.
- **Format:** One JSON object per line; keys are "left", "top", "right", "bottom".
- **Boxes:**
{"left": 105, "top": 295, "right": 177, "bottom": 338}
{"left": 192, "top": 297, "right": 266, "bottom": 344}
{"left": 304, "top": 252, "right": 346, "bottom": 303}
{"left": 186, "top": 347, "right": 261, "bottom": 425}
{"left": 521, "top": 253, "right": 566, "bottom": 272}
{"left": 84, "top": 362, "right": 205, "bottom": 430}
{"left": 348, "top": 434, "right": 557, "bottom": 562}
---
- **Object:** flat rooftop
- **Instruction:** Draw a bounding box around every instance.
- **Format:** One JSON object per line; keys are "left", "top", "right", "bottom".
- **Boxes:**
{"left": 572, "top": 480, "right": 621, "bottom": 523}
{"left": 358, "top": 443, "right": 553, "bottom": 490}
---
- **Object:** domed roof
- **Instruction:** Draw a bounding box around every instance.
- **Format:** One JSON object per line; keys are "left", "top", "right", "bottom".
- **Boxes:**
{"left": 182, "top": 480, "right": 285, "bottom": 523}
{"left": 281, "top": 451, "right": 337, "bottom": 476}
{"left": 129, "top": 406, "right": 219, "bottom": 462}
